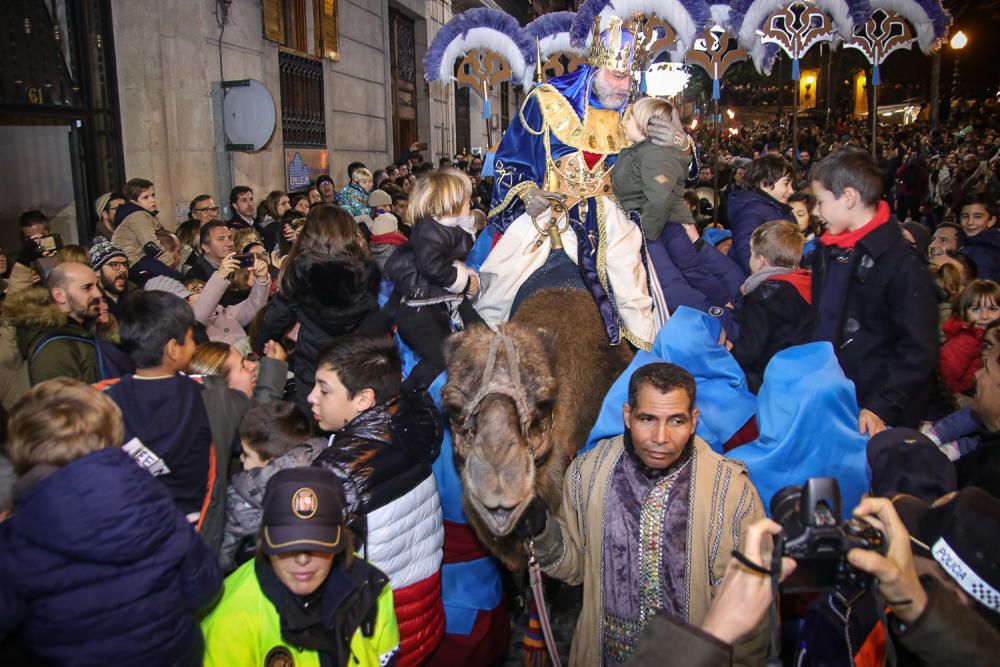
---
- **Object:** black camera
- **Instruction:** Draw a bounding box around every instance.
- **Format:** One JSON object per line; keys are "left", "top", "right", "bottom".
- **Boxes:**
{"left": 233, "top": 252, "right": 256, "bottom": 268}
{"left": 771, "top": 478, "right": 885, "bottom": 593}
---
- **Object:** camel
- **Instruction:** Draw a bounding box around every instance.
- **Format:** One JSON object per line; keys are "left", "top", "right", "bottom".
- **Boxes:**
{"left": 442, "top": 288, "right": 632, "bottom": 569}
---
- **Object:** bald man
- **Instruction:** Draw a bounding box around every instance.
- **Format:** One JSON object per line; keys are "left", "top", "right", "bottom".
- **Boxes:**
{"left": 11, "top": 262, "right": 105, "bottom": 384}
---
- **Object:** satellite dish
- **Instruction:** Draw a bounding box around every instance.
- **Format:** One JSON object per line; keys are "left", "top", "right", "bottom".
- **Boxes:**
{"left": 222, "top": 79, "right": 276, "bottom": 151}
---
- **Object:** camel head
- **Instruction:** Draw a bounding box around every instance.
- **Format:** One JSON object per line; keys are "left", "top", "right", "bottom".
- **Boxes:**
{"left": 442, "top": 323, "right": 559, "bottom": 538}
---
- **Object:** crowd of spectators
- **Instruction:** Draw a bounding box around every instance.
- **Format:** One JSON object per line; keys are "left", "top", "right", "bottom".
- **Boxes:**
{"left": 1, "top": 107, "right": 999, "bottom": 667}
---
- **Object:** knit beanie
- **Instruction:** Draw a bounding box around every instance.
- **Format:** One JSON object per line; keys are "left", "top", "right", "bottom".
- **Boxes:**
{"left": 89, "top": 240, "right": 128, "bottom": 271}
{"left": 371, "top": 213, "right": 399, "bottom": 236}
{"left": 144, "top": 275, "right": 193, "bottom": 300}
{"left": 94, "top": 192, "right": 114, "bottom": 218}
{"left": 369, "top": 189, "right": 392, "bottom": 208}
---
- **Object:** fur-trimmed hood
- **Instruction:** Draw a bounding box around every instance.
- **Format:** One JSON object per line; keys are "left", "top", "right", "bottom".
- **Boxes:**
{"left": 2, "top": 287, "right": 80, "bottom": 358}
{"left": 290, "top": 253, "right": 381, "bottom": 312}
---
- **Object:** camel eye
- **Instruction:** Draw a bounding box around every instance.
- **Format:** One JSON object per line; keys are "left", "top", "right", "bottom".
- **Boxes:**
{"left": 535, "top": 398, "right": 555, "bottom": 415}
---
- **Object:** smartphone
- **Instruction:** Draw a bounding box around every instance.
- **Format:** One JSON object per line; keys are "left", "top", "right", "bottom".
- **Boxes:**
{"left": 416, "top": 142, "right": 428, "bottom": 151}
{"left": 233, "top": 253, "right": 256, "bottom": 268}
{"left": 34, "top": 256, "right": 59, "bottom": 282}
{"left": 34, "top": 233, "right": 62, "bottom": 254}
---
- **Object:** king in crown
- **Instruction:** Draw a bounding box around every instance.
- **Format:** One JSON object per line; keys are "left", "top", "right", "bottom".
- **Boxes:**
{"left": 475, "top": 14, "right": 680, "bottom": 349}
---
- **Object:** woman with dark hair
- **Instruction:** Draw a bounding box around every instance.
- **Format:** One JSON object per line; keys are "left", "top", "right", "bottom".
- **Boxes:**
{"left": 256, "top": 190, "right": 290, "bottom": 251}
{"left": 252, "top": 204, "right": 388, "bottom": 411}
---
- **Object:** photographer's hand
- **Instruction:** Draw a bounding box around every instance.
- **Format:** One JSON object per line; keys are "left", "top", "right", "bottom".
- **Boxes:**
{"left": 217, "top": 253, "right": 239, "bottom": 281}
{"left": 700, "top": 519, "right": 796, "bottom": 645}
{"left": 858, "top": 408, "right": 886, "bottom": 436}
{"left": 847, "top": 497, "right": 928, "bottom": 624}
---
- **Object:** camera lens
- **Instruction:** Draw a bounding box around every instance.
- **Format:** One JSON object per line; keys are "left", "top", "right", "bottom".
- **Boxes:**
{"left": 770, "top": 485, "right": 802, "bottom": 525}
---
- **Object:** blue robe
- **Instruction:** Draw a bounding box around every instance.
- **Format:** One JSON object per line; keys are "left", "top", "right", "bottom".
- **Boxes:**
{"left": 727, "top": 342, "right": 871, "bottom": 517}
{"left": 487, "top": 65, "right": 640, "bottom": 345}
{"left": 584, "top": 306, "right": 757, "bottom": 453}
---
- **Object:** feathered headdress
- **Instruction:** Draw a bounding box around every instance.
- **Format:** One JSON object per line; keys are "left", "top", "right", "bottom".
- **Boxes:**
{"left": 570, "top": 0, "right": 712, "bottom": 56}
{"left": 423, "top": 8, "right": 535, "bottom": 90}
{"left": 523, "top": 12, "right": 586, "bottom": 82}
{"left": 730, "top": 0, "right": 868, "bottom": 72}
{"left": 867, "top": 0, "right": 952, "bottom": 52}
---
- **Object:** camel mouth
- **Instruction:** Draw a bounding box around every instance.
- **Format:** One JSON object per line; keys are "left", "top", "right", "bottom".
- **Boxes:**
{"left": 477, "top": 502, "right": 525, "bottom": 536}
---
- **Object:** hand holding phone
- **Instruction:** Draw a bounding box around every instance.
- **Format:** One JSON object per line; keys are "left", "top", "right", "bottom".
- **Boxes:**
{"left": 233, "top": 253, "right": 256, "bottom": 268}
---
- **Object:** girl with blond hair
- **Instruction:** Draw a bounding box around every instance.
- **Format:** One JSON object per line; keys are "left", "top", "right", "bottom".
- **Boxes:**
{"left": 613, "top": 95, "right": 733, "bottom": 309}
{"left": 385, "top": 167, "right": 481, "bottom": 389}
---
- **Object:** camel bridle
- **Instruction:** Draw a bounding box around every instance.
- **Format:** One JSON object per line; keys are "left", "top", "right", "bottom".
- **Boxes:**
{"left": 461, "top": 333, "right": 535, "bottom": 440}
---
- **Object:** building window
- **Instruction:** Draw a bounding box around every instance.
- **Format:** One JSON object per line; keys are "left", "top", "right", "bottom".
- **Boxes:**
{"left": 262, "top": 0, "right": 339, "bottom": 61}
{"left": 279, "top": 51, "right": 325, "bottom": 147}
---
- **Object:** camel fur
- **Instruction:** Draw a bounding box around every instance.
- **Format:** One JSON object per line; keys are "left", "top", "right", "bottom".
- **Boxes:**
{"left": 442, "top": 288, "right": 632, "bottom": 569}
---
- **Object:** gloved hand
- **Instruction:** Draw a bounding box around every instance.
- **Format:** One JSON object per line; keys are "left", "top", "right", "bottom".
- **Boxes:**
{"left": 646, "top": 115, "right": 690, "bottom": 150}
{"left": 514, "top": 496, "right": 549, "bottom": 539}
{"left": 523, "top": 187, "right": 564, "bottom": 219}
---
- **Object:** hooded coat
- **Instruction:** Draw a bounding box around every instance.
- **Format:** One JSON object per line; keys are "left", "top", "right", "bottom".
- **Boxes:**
{"left": 731, "top": 271, "right": 814, "bottom": 392}
{"left": 725, "top": 189, "right": 795, "bottom": 276}
{"left": 0, "top": 448, "right": 222, "bottom": 666}
{"left": 960, "top": 227, "right": 1000, "bottom": 283}
{"left": 727, "top": 342, "right": 870, "bottom": 516}
{"left": 313, "top": 391, "right": 445, "bottom": 667}
{"left": 4, "top": 286, "right": 122, "bottom": 385}
{"left": 585, "top": 306, "right": 758, "bottom": 453}
{"left": 253, "top": 254, "right": 387, "bottom": 412}
{"left": 219, "top": 438, "right": 327, "bottom": 572}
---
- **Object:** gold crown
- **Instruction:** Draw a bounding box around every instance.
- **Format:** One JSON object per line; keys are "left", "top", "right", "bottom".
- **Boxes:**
{"left": 588, "top": 15, "right": 649, "bottom": 72}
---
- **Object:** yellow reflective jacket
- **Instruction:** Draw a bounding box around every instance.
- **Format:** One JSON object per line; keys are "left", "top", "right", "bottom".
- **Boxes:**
{"left": 201, "top": 559, "right": 399, "bottom": 667}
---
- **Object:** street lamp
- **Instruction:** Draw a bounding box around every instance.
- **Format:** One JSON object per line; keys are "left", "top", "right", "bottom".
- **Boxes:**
{"left": 951, "top": 30, "right": 968, "bottom": 101}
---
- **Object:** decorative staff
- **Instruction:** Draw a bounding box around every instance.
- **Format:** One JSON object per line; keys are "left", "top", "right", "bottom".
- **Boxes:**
{"left": 843, "top": 9, "right": 916, "bottom": 156}
{"left": 757, "top": 2, "right": 835, "bottom": 157}
{"left": 423, "top": 8, "right": 535, "bottom": 170}
{"left": 686, "top": 26, "right": 748, "bottom": 220}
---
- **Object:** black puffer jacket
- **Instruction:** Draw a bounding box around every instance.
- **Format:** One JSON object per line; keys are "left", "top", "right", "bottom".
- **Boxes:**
{"left": 253, "top": 253, "right": 388, "bottom": 411}
{"left": 312, "top": 390, "right": 442, "bottom": 544}
{"left": 384, "top": 216, "right": 475, "bottom": 301}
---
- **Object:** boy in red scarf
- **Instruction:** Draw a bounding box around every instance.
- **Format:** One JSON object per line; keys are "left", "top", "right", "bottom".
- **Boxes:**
{"left": 810, "top": 148, "right": 938, "bottom": 434}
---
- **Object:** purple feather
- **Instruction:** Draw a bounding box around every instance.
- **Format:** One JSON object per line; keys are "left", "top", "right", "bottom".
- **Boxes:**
{"left": 570, "top": 0, "right": 712, "bottom": 47}
{"left": 423, "top": 8, "right": 535, "bottom": 82}
{"left": 905, "top": 0, "right": 953, "bottom": 40}
{"left": 525, "top": 11, "right": 576, "bottom": 41}
{"left": 570, "top": 0, "right": 615, "bottom": 46}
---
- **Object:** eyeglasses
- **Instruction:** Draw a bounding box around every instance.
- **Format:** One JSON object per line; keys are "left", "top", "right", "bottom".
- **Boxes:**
{"left": 105, "top": 260, "right": 129, "bottom": 271}
{"left": 194, "top": 206, "right": 220, "bottom": 214}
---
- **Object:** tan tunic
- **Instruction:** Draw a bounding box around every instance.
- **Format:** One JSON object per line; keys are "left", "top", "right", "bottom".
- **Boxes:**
{"left": 534, "top": 435, "right": 769, "bottom": 666}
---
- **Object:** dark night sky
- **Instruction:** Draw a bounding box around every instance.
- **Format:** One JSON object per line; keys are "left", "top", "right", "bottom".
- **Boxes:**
{"left": 937, "top": 0, "right": 1000, "bottom": 97}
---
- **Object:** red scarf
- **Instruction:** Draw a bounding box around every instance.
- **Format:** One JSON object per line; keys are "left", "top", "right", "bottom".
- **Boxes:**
{"left": 819, "top": 200, "right": 890, "bottom": 249}
{"left": 370, "top": 232, "right": 408, "bottom": 247}
{"left": 768, "top": 268, "right": 813, "bottom": 305}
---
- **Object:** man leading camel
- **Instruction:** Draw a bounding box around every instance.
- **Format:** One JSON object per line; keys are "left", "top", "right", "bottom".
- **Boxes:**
{"left": 520, "top": 362, "right": 768, "bottom": 666}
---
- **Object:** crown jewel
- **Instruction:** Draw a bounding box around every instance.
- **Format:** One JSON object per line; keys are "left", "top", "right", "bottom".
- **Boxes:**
{"left": 588, "top": 15, "right": 649, "bottom": 72}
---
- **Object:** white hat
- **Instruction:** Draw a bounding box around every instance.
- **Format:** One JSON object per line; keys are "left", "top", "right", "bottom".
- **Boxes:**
{"left": 354, "top": 214, "right": 374, "bottom": 231}
{"left": 371, "top": 213, "right": 399, "bottom": 236}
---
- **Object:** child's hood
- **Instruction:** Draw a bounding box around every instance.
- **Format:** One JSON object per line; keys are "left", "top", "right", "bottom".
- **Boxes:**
{"left": 8, "top": 448, "right": 180, "bottom": 562}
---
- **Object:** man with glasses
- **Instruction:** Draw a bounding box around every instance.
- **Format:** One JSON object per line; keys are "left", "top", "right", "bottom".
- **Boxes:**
{"left": 89, "top": 240, "right": 132, "bottom": 316}
{"left": 189, "top": 194, "right": 221, "bottom": 225}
